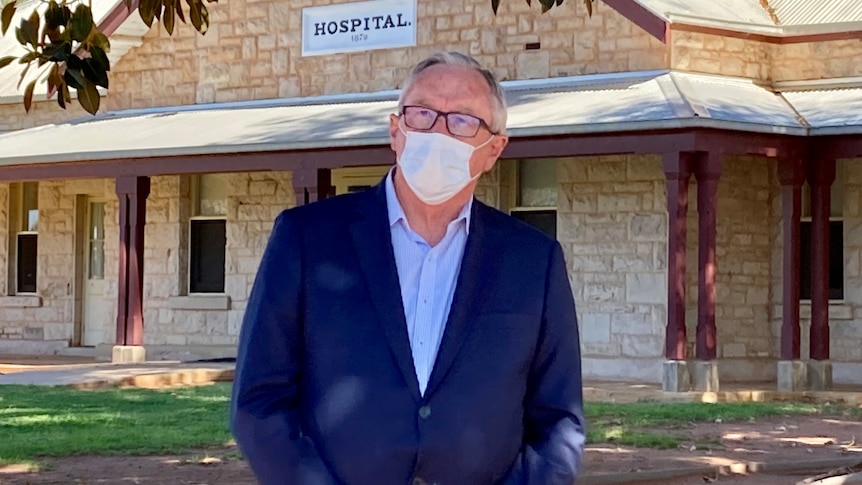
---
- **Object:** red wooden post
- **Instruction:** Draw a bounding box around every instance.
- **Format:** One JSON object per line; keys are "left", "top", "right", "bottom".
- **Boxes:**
{"left": 115, "top": 176, "right": 150, "bottom": 346}
{"left": 694, "top": 153, "right": 723, "bottom": 360}
{"left": 809, "top": 160, "right": 836, "bottom": 360}
{"left": 293, "top": 168, "right": 324, "bottom": 206}
{"left": 777, "top": 157, "right": 806, "bottom": 360}
{"left": 663, "top": 152, "right": 694, "bottom": 360}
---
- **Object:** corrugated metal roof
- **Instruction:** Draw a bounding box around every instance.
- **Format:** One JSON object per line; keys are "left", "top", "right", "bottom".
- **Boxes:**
{"left": 634, "top": 0, "right": 776, "bottom": 24}
{"left": 1, "top": 70, "right": 860, "bottom": 166}
{"left": 635, "top": 0, "right": 862, "bottom": 31}
{"left": 0, "top": 0, "right": 148, "bottom": 103}
{"left": 769, "top": 0, "right": 862, "bottom": 25}
{"left": 781, "top": 87, "right": 862, "bottom": 134}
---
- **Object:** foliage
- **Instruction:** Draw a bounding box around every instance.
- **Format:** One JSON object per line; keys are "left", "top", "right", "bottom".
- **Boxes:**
{"left": 0, "top": 0, "right": 215, "bottom": 114}
{"left": 491, "top": 0, "right": 596, "bottom": 15}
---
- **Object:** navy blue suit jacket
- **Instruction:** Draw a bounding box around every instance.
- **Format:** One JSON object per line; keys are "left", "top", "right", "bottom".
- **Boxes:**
{"left": 231, "top": 181, "right": 585, "bottom": 485}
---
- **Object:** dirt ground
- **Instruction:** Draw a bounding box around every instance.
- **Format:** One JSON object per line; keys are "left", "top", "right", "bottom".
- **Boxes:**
{"left": 1, "top": 415, "right": 860, "bottom": 485}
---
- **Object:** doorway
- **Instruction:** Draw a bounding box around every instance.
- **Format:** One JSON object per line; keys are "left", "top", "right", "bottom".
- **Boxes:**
{"left": 81, "top": 200, "right": 108, "bottom": 346}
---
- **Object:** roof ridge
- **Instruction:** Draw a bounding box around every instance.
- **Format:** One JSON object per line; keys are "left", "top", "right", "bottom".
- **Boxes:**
{"left": 758, "top": 0, "right": 782, "bottom": 25}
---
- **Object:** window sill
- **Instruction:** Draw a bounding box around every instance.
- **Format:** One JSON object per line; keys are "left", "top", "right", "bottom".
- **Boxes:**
{"left": 168, "top": 295, "right": 231, "bottom": 311}
{"left": 0, "top": 295, "right": 42, "bottom": 308}
{"left": 800, "top": 302, "right": 852, "bottom": 320}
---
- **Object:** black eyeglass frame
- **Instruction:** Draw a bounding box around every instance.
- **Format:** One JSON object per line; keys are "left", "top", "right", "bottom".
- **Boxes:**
{"left": 400, "top": 105, "right": 497, "bottom": 138}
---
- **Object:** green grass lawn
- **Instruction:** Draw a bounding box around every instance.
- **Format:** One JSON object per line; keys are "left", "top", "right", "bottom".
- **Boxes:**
{"left": 586, "top": 401, "right": 862, "bottom": 449}
{"left": 0, "top": 383, "right": 234, "bottom": 466}
{"left": 1, "top": 383, "right": 860, "bottom": 466}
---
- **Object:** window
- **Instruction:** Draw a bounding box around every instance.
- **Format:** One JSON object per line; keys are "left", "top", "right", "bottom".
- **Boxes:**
{"left": 331, "top": 166, "right": 390, "bottom": 195}
{"left": 88, "top": 202, "right": 106, "bottom": 280}
{"left": 509, "top": 159, "right": 557, "bottom": 239}
{"left": 16, "top": 182, "right": 39, "bottom": 293}
{"left": 800, "top": 163, "right": 843, "bottom": 301}
{"left": 189, "top": 174, "right": 226, "bottom": 293}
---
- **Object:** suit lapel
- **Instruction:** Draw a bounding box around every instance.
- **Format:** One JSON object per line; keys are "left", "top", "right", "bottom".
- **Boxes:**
{"left": 350, "top": 184, "right": 422, "bottom": 402}
{"left": 425, "top": 201, "right": 494, "bottom": 397}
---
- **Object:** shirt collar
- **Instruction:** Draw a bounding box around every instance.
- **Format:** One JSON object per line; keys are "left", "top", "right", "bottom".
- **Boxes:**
{"left": 385, "top": 167, "right": 473, "bottom": 235}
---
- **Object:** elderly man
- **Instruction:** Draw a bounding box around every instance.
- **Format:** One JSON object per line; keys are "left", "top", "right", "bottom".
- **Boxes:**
{"left": 231, "top": 51, "right": 585, "bottom": 485}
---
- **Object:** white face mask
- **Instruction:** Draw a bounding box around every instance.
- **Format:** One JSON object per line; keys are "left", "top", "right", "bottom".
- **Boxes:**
{"left": 397, "top": 124, "right": 494, "bottom": 205}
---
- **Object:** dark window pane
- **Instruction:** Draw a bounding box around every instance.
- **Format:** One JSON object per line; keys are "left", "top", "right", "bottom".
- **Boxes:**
{"left": 190, "top": 220, "right": 226, "bottom": 293}
{"left": 17, "top": 234, "right": 37, "bottom": 293}
{"left": 800, "top": 221, "right": 843, "bottom": 301}
{"left": 511, "top": 210, "right": 556, "bottom": 239}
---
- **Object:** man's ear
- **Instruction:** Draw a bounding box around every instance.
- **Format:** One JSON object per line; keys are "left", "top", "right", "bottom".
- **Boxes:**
{"left": 482, "top": 135, "right": 509, "bottom": 172}
{"left": 389, "top": 114, "right": 401, "bottom": 151}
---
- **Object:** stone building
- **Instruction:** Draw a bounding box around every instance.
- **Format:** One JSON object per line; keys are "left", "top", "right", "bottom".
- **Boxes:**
{"left": 0, "top": 0, "right": 860, "bottom": 391}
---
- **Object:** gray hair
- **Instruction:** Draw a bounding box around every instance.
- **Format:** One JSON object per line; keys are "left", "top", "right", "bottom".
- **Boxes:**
{"left": 398, "top": 52, "right": 508, "bottom": 135}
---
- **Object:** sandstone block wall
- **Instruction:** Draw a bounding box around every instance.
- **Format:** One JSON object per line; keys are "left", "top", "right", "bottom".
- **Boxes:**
{"left": 0, "top": 173, "right": 292, "bottom": 355}
{"left": 671, "top": 31, "right": 771, "bottom": 81}
{"left": 141, "top": 172, "right": 294, "bottom": 353}
{"left": 670, "top": 30, "right": 862, "bottom": 83}
{"left": 0, "top": 179, "right": 114, "bottom": 346}
{"left": 101, "top": 0, "right": 666, "bottom": 111}
{"left": 772, "top": 40, "right": 862, "bottom": 82}
{"left": 557, "top": 154, "right": 667, "bottom": 381}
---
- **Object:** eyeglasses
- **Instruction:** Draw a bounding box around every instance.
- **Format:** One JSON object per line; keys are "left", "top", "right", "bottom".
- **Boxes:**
{"left": 401, "top": 105, "right": 495, "bottom": 138}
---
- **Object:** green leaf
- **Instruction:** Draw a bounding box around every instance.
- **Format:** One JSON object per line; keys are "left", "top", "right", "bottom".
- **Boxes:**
{"left": 27, "top": 8, "right": 39, "bottom": 41}
{"left": 47, "top": 63, "right": 62, "bottom": 96}
{"left": 77, "top": 77, "right": 100, "bottom": 115}
{"left": 139, "top": 0, "right": 158, "bottom": 27}
{"left": 0, "top": 55, "right": 15, "bottom": 69}
{"left": 43, "top": 41, "right": 71, "bottom": 62}
{"left": 89, "top": 45, "right": 110, "bottom": 72}
{"left": 16, "top": 60, "right": 30, "bottom": 89}
{"left": 199, "top": 3, "right": 209, "bottom": 32}
{"left": 1, "top": 0, "right": 15, "bottom": 36}
{"left": 17, "top": 17, "right": 38, "bottom": 47}
{"left": 18, "top": 51, "right": 38, "bottom": 63}
{"left": 63, "top": 59, "right": 86, "bottom": 90}
{"left": 58, "top": 81, "right": 70, "bottom": 109}
{"left": 187, "top": 0, "right": 207, "bottom": 33}
{"left": 45, "top": 0, "right": 64, "bottom": 29}
{"left": 163, "top": 0, "right": 175, "bottom": 34}
{"left": 70, "top": 4, "right": 94, "bottom": 42}
{"left": 90, "top": 30, "right": 110, "bottom": 52}
{"left": 83, "top": 49, "right": 109, "bottom": 88}
{"left": 174, "top": 0, "right": 185, "bottom": 23}
{"left": 23, "top": 78, "right": 35, "bottom": 112}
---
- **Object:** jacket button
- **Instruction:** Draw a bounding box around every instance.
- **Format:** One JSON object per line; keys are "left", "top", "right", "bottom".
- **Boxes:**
{"left": 418, "top": 405, "right": 431, "bottom": 420}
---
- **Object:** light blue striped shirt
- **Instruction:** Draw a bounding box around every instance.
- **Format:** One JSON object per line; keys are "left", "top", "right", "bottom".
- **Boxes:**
{"left": 385, "top": 169, "right": 472, "bottom": 396}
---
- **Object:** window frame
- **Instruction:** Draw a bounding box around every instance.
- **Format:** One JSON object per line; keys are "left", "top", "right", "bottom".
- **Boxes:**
{"left": 505, "top": 159, "right": 558, "bottom": 239}
{"left": 14, "top": 182, "right": 39, "bottom": 295}
{"left": 188, "top": 175, "right": 227, "bottom": 295}
{"left": 799, "top": 165, "right": 844, "bottom": 303}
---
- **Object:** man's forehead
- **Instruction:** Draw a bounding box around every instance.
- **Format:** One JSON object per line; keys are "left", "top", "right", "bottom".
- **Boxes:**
{"left": 404, "top": 65, "right": 493, "bottom": 111}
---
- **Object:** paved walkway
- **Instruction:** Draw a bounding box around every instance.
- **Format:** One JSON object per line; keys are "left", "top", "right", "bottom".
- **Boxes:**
{"left": 2, "top": 354, "right": 861, "bottom": 484}
{"left": 0, "top": 355, "right": 233, "bottom": 389}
